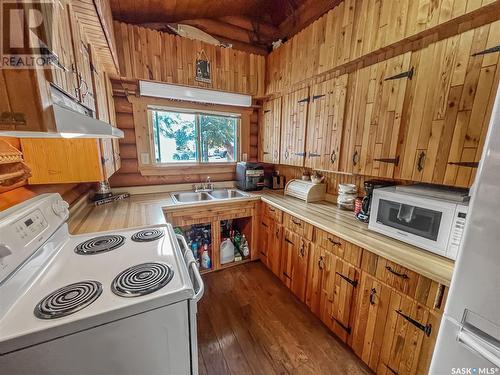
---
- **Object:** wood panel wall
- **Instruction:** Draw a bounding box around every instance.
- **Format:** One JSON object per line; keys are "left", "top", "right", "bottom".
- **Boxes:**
{"left": 108, "top": 80, "right": 259, "bottom": 188}
{"left": 0, "top": 137, "right": 91, "bottom": 211}
{"left": 266, "top": 0, "right": 500, "bottom": 96}
{"left": 113, "top": 21, "right": 266, "bottom": 97}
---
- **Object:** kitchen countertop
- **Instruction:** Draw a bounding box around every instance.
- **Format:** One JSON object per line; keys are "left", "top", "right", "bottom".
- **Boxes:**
{"left": 69, "top": 189, "right": 454, "bottom": 285}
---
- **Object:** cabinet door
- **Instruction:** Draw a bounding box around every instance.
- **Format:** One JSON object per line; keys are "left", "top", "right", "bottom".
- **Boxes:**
{"left": 351, "top": 272, "right": 392, "bottom": 372}
{"left": 330, "top": 256, "right": 360, "bottom": 342}
{"left": 259, "top": 215, "right": 272, "bottom": 265}
{"left": 48, "top": 0, "right": 78, "bottom": 98}
{"left": 342, "top": 53, "right": 411, "bottom": 177}
{"left": 396, "top": 22, "right": 500, "bottom": 187}
{"left": 268, "top": 223, "right": 282, "bottom": 277}
{"left": 280, "top": 87, "right": 309, "bottom": 166}
{"left": 305, "top": 244, "right": 325, "bottom": 316}
{"left": 378, "top": 290, "right": 441, "bottom": 375}
{"left": 260, "top": 97, "right": 281, "bottom": 163}
{"left": 280, "top": 229, "right": 295, "bottom": 288}
{"left": 305, "top": 74, "right": 348, "bottom": 171}
{"left": 68, "top": 6, "right": 96, "bottom": 112}
{"left": 103, "top": 73, "right": 121, "bottom": 171}
{"left": 290, "top": 236, "right": 310, "bottom": 302}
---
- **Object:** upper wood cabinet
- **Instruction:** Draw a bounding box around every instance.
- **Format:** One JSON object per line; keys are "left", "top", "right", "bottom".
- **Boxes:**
{"left": 280, "top": 87, "right": 309, "bottom": 166}
{"left": 259, "top": 97, "right": 281, "bottom": 164}
{"left": 48, "top": 0, "right": 78, "bottom": 99}
{"left": 395, "top": 22, "right": 500, "bottom": 187}
{"left": 341, "top": 53, "right": 412, "bottom": 178}
{"left": 305, "top": 74, "right": 348, "bottom": 171}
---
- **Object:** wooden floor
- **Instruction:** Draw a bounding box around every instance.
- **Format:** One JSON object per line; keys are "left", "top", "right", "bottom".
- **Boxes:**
{"left": 197, "top": 261, "right": 372, "bottom": 375}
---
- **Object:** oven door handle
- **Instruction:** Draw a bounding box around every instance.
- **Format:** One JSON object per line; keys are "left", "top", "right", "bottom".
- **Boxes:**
{"left": 176, "top": 234, "right": 205, "bottom": 303}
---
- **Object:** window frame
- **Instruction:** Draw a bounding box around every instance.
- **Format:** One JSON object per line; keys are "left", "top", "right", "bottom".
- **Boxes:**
{"left": 147, "top": 105, "right": 241, "bottom": 167}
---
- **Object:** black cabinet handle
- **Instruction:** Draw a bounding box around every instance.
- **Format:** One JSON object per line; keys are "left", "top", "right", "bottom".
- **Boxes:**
{"left": 318, "top": 256, "right": 325, "bottom": 270}
{"left": 352, "top": 150, "right": 359, "bottom": 166}
{"left": 291, "top": 218, "right": 302, "bottom": 226}
{"left": 284, "top": 150, "right": 289, "bottom": 159}
{"left": 282, "top": 272, "right": 291, "bottom": 279}
{"left": 294, "top": 152, "right": 306, "bottom": 157}
{"left": 264, "top": 109, "right": 271, "bottom": 113}
{"left": 284, "top": 237, "right": 293, "bottom": 245}
{"left": 330, "top": 150, "right": 337, "bottom": 164}
{"left": 312, "top": 94, "right": 325, "bottom": 101}
{"left": 369, "top": 288, "right": 377, "bottom": 305}
{"left": 385, "top": 265, "right": 409, "bottom": 279}
{"left": 298, "top": 97, "right": 310, "bottom": 104}
{"left": 386, "top": 365, "right": 399, "bottom": 375}
{"left": 448, "top": 161, "right": 479, "bottom": 168}
{"left": 373, "top": 156, "right": 399, "bottom": 165}
{"left": 261, "top": 221, "right": 268, "bottom": 228}
{"left": 327, "top": 237, "right": 341, "bottom": 246}
{"left": 384, "top": 66, "right": 414, "bottom": 81}
{"left": 275, "top": 229, "right": 280, "bottom": 239}
{"left": 395, "top": 310, "right": 432, "bottom": 337}
{"left": 263, "top": 151, "right": 270, "bottom": 155}
{"left": 417, "top": 151, "right": 425, "bottom": 172}
{"left": 308, "top": 152, "right": 321, "bottom": 158}
{"left": 335, "top": 272, "right": 358, "bottom": 287}
{"left": 472, "top": 45, "right": 500, "bottom": 56}
{"left": 331, "top": 316, "right": 352, "bottom": 334}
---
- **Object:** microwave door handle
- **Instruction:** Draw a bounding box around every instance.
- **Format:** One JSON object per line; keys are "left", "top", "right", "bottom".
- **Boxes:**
{"left": 397, "top": 204, "right": 415, "bottom": 223}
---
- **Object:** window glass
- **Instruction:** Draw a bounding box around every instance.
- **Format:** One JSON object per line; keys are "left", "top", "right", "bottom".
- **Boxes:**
{"left": 151, "top": 109, "right": 238, "bottom": 164}
{"left": 199, "top": 114, "right": 237, "bottom": 163}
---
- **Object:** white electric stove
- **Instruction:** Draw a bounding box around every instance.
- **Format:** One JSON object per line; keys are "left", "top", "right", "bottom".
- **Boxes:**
{"left": 0, "top": 193, "right": 203, "bottom": 375}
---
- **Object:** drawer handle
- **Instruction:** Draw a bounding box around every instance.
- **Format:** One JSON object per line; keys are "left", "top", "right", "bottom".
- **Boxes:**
{"left": 260, "top": 251, "right": 266, "bottom": 256}
{"left": 335, "top": 272, "right": 358, "bottom": 288}
{"left": 330, "top": 150, "right": 337, "bottom": 164}
{"left": 352, "top": 150, "right": 359, "bottom": 166}
{"left": 385, "top": 266, "right": 409, "bottom": 279}
{"left": 284, "top": 237, "right": 293, "bottom": 245}
{"left": 282, "top": 271, "right": 291, "bottom": 279}
{"left": 331, "top": 316, "right": 352, "bottom": 334}
{"left": 291, "top": 218, "right": 302, "bottom": 226}
{"left": 369, "top": 288, "right": 377, "bottom": 305}
{"left": 261, "top": 221, "right": 268, "bottom": 228}
{"left": 395, "top": 309, "right": 432, "bottom": 336}
{"left": 417, "top": 151, "right": 425, "bottom": 172}
{"left": 268, "top": 207, "right": 275, "bottom": 212}
{"left": 318, "top": 256, "right": 325, "bottom": 270}
{"left": 327, "top": 237, "right": 341, "bottom": 246}
{"left": 275, "top": 229, "right": 280, "bottom": 239}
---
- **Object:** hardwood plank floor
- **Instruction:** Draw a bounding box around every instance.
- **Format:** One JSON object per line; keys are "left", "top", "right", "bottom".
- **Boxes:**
{"left": 197, "top": 261, "right": 373, "bottom": 375}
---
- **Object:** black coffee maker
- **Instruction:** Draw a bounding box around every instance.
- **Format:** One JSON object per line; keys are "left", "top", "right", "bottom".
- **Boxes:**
{"left": 356, "top": 180, "right": 394, "bottom": 222}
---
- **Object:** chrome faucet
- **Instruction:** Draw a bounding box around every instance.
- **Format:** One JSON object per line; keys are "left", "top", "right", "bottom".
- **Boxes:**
{"left": 194, "top": 176, "right": 214, "bottom": 192}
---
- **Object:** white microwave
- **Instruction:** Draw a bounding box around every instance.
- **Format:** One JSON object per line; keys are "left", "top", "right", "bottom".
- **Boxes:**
{"left": 368, "top": 186, "right": 469, "bottom": 260}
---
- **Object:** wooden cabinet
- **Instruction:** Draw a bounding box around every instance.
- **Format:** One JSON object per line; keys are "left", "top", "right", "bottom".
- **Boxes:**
{"left": 260, "top": 97, "right": 281, "bottom": 164}
{"left": 259, "top": 215, "right": 272, "bottom": 263}
{"left": 283, "top": 212, "right": 313, "bottom": 241}
{"left": 268, "top": 223, "right": 283, "bottom": 277}
{"left": 395, "top": 22, "right": 500, "bottom": 187}
{"left": 305, "top": 74, "right": 348, "bottom": 171}
{"left": 260, "top": 203, "right": 283, "bottom": 277}
{"left": 351, "top": 272, "right": 392, "bottom": 372}
{"left": 48, "top": 0, "right": 78, "bottom": 99}
{"left": 280, "top": 87, "right": 309, "bottom": 166}
{"left": 280, "top": 229, "right": 310, "bottom": 302}
{"left": 342, "top": 53, "right": 411, "bottom": 177}
{"left": 68, "top": 4, "right": 96, "bottom": 112}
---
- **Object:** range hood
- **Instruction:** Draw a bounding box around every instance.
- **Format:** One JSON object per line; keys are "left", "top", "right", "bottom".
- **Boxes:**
{"left": 0, "top": 103, "right": 124, "bottom": 139}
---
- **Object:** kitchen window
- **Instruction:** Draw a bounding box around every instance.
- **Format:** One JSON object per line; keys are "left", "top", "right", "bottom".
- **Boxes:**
{"left": 150, "top": 109, "right": 239, "bottom": 164}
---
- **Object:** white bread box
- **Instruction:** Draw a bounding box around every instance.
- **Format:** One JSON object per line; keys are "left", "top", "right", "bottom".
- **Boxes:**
{"left": 284, "top": 179, "right": 326, "bottom": 202}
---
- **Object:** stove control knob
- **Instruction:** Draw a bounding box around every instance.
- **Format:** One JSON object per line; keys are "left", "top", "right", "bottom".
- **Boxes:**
{"left": 52, "top": 200, "right": 69, "bottom": 219}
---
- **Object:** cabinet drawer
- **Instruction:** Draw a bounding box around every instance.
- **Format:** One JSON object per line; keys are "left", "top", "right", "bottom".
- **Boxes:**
{"left": 375, "top": 258, "right": 419, "bottom": 298}
{"left": 283, "top": 213, "right": 313, "bottom": 240}
{"left": 315, "top": 228, "right": 362, "bottom": 268}
{"left": 263, "top": 203, "right": 282, "bottom": 223}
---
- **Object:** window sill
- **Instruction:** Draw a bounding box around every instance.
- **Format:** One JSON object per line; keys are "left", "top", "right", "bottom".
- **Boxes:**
{"left": 139, "top": 163, "right": 237, "bottom": 177}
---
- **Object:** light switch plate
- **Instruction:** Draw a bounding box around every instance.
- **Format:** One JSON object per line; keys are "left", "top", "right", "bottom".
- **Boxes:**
{"left": 140, "top": 153, "right": 150, "bottom": 164}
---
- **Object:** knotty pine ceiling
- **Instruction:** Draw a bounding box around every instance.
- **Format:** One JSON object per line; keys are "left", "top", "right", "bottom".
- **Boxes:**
{"left": 110, "top": 0, "right": 342, "bottom": 54}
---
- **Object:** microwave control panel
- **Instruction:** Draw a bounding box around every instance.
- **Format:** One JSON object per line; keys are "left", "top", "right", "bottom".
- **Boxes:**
{"left": 447, "top": 204, "right": 469, "bottom": 259}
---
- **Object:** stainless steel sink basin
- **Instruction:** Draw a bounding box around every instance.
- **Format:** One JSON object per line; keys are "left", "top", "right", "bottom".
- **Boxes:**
{"left": 171, "top": 191, "right": 213, "bottom": 203}
{"left": 209, "top": 189, "right": 248, "bottom": 199}
{"left": 170, "top": 189, "right": 249, "bottom": 204}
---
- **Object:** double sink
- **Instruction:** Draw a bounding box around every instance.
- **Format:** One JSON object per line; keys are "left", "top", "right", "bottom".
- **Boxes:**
{"left": 171, "top": 189, "right": 250, "bottom": 204}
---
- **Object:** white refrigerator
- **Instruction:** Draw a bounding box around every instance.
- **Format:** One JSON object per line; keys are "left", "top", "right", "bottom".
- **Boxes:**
{"left": 430, "top": 88, "right": 500, "bottom": 373}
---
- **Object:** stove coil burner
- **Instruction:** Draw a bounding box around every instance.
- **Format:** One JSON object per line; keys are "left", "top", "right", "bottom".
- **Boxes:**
{"left": 34, "top": 281, "right": 102, "bottom": 319}
{"left": 111, "top": 262, "right": 174, "bottom": 297}
{"left": 131, "top": 228, "right": 165, "bottom": 242}
{"left": 75, "top": 235, "right": 125, "bottom": 255}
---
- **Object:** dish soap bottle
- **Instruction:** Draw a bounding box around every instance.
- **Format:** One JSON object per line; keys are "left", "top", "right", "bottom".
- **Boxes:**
{"left": 201, "top": 243, "right": 211, "bottom": 269}
{"left": 240, "top": 234, "right": 250, "bottom": 258}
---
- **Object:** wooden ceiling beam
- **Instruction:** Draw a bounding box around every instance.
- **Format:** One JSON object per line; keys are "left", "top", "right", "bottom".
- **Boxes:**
{"left": 180, "top": 18, "right": 275, "bottom": 45}
{"left": 218, "top": 16, "right": 280, "bottom": 40}
{"left": 278, "top": 0, "right": 343, "bottom": 40}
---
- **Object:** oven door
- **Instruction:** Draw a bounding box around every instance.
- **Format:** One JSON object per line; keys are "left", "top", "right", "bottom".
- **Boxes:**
{"left": 368, "top": 190, "right": 456, "bottom": 256}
